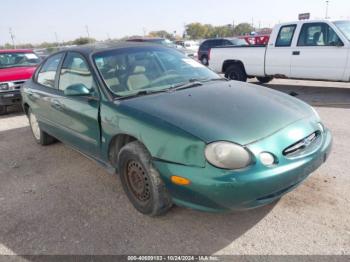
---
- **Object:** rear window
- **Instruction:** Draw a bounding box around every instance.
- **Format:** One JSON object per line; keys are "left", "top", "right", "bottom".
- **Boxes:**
{"left": 275, "top": 25, "right": 297, "bottom": 47}
{"left": 37, "top": 53, "right": 64, "bottom": 88}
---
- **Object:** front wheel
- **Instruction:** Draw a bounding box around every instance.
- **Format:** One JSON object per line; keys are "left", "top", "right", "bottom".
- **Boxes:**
{"left": 28, "top": 108, "right": 56, "bottom": 145}
{"left": 225, "top": 64, "right": 247, "bottom": 82}
{"left": 118, "top": 141, "right": 172, "bottom": 216}
{"left": 257, "top": 76, "right": 273, "bottom": 84}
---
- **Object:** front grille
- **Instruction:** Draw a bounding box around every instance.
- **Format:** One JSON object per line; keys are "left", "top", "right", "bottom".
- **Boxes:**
{"left": 12, "top": 80, "right": 27, "bottom": 90}
{"left": 283, "top": 131, "right": 321, "bottom": 157}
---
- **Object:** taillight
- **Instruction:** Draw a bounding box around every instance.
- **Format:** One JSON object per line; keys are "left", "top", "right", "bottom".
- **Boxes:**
{"left": 208, "top": 48, "right": 211, "bottom": 60}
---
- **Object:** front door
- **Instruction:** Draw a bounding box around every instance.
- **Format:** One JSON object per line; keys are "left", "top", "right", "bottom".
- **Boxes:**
{"left": 50, "top": 51, "right": 101, "bottom": 157}
{"left": 290, "top": 22, "right": 348, "bottom": 81}
{"left": 265, "top": 24, "right": 297, "bottom": 77}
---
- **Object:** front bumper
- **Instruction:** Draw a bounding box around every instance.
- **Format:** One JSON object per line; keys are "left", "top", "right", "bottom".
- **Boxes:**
{"left": 154, "top": 126, "right": 332, "bottom": 212}
{"left": 0, "top": 90, "right": 22, "bottom": 106}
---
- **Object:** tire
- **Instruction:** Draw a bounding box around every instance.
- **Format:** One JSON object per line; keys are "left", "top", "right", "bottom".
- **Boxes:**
{"left": 118, "top": 141, "right": 172, "bottom": 216}
{"left": 0, "top": 105, "right": 6, "bottom": 115}
{"left": 257, "top": 76, "right": 273, "bottom": 84}
{"left": 200, "top": 56, "right": 208, "bottom": 66}
{"left": 28, "top": 108, "right": 56, "bottom": 145}
{"left": 224, "top": 64, "right": 247, "bottom": 82}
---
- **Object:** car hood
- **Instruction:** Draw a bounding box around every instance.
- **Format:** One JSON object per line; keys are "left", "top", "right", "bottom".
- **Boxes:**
{"left": 119, "top": 81, "right": 314, "bottom": 145}
{"left": 0, "top": 66, "right": 36, "bottom": 82}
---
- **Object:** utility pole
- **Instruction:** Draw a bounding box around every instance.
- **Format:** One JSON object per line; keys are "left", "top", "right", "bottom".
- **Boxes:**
{"left": 85, "top": 25, "right": 90, "bottom": 39}
{"left": 325, "top": 0, "right": 330, "bottom": 19}
{"left": 9, "top": 28, "right": 16, "bottom": 49}
{"left": 54, "top": 32, "right": 59, "bottom": 46}
{"left": 142, "top": 27, "right": 147, "bottom": 37}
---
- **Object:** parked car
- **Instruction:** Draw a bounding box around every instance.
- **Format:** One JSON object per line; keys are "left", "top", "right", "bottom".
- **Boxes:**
{"left": 22, "top": 42, "right": 332, "bottom": 216}
{"left": 183, "top": 40, "right": 200, "bottom": 52}
{"left": 0, "top": 49, "right": 40, "bottom": 114}
{"left": 127, "top": 37, "right": 177, "bottom": 48}
{"left": 239, "top": 34, "right": 270, "bottom": 46}
{"left": 198, "top": 38, "right": 248, "bottom": 65}
{"left": 127, "top": 37, "right": 197, "bottom": 58}
{"left": 209, "top": 20, "right": 350, "bottom": 83}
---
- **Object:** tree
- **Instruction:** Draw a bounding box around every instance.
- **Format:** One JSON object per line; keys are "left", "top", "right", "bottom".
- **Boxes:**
{"left": 233, "top": 23, "right": 254, "bottom": 36}
{"left": 185, "top": 23, "right": 235, "bottom": 39}
{"left": 185, "top": 23, "right": 209, "bottom": 39}
{"left": 149, "top": 30, "right": 174, "bottom": 40}
{"left": 72, "top": 37, "right": 96, "bottom": 45}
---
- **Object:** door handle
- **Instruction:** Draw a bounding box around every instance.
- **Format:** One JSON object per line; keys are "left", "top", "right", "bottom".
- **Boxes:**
{"left": 292, "top": 51, "right": 300, "bottom": 55}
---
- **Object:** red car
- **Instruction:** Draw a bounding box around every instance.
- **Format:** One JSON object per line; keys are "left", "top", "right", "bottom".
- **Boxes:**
{"left": 0, "top": 49, "right": 40, "bottom": 114}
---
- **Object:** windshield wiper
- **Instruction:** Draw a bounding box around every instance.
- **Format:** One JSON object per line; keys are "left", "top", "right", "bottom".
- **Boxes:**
{"left": 117, "top": 89, "right": 170, "bottom": 100}
{"left": 168, "top": 80, "right": 203, "bottom": 91}
{"left": 116, "top": 78, "right": 225, "bottom": 100}
{"left": 201, "top": 78, "right": 229, "bottom": 83}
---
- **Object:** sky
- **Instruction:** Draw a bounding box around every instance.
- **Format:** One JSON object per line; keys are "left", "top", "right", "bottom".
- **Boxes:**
{"left": 1, "top": 0, "right": 350, "bottom": 45}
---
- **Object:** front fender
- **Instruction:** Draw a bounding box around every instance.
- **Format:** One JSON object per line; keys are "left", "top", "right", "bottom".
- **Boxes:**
{"left": 100, "top": 102, "right": 206, "bottom": 168}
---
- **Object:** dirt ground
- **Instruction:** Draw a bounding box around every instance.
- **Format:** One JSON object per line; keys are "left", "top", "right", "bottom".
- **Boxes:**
{"left": 0, "top": 79, "right": 349, "bottom": 257}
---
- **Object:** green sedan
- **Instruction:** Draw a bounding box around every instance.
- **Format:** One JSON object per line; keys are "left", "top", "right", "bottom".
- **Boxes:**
{"left": 21, "top": 42, "right": 332, "bottom": 216}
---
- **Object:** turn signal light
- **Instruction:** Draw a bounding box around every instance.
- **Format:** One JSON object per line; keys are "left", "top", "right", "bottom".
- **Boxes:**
{"left": 171, "top": 176, "right": 191, "bottom": 186}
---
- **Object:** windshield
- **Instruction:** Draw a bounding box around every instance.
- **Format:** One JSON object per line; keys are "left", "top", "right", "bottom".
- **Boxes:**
{"left": 334, "top": 21, "right": 350, "bottom": 40}
{"left": 94, "top": 47, "right": 220, "bottom": 97}
{"left": 0, "top": 52, "right": 40, "bottom": 69}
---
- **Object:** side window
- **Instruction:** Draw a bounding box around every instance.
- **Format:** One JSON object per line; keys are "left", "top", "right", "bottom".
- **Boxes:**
{"left": 200, "top": 41, "right": 209, "bottom": 50}
{"left": 214, "top": 39, "right": 223, "bottom": 47}
{"left": 298, "top": 23, "right": 343, "bottom": 46}
{"left": 223, "top": 40, "right": 233, "bottom": 46}
{"left": 275, "top": 25, "right": 296, "bottom": 47}
{"left": 37, "top": 53, "right": 64, "bottom": 88}
{"left": 59, "top": 52, "right": 94, "bottom": 92}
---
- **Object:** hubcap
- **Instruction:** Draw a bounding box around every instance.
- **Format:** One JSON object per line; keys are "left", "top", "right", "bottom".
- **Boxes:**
{"left": 30, "top": 113, "right": 40, "bottom": 140}
{"left": 125, "top": 160, "right": 151, "bottom": 203}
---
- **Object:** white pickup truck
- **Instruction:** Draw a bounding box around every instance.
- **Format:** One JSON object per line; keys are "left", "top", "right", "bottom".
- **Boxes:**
{"left": 209, "top": 20, "right": 350, "bottom": 83}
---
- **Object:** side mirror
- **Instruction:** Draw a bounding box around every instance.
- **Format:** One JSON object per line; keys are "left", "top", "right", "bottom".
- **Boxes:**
{"left": 330, "top": 40, "right": 344, "bottom": 47}
{"left": 337, "top": 41, "right": 344, "bottom": 47}
{"left": 64, "top": 83, "right": 91, "bottom": 96}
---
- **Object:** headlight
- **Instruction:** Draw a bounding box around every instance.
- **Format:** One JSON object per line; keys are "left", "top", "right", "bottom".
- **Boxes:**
{"left": 0, "top": 83, "right": 9, "bottom": 91}
{"left": 205, "top": 141, "right": 251, "bottom": 170}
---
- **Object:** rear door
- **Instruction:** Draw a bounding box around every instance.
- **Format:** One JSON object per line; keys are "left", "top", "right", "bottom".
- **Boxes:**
{"left": 265, "top": 24, "right": 297, "bottom": 77}
{"left": 50, "top": 51, "right": 101, "bottom": 156}
{"left": 290, "top": 22, "right": 348, "bottom": 80}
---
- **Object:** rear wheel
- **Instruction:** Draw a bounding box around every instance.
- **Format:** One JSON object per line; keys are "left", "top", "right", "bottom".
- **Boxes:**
{"left": 28, "top": 108, "right": 56, "bottom": 145}
{"left": 225, "top": 64, "right": 247, "bottom": 82}
{"left": 0, "top": 105, "right": 6, "bottom": 115}
{"left": 200, "top": 56, "right": 208, "bottom": 66}
{"left": 257, "top": 76, "right": 273, "bottom": 84}
{"left": 118, "top": 141, "right": 172, "bottom": 216}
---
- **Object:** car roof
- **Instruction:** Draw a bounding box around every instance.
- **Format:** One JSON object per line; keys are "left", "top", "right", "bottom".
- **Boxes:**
{"left": 127, "top": 37, "right": 165, "bottom": 41}
{"left": 56, "top": 41, "right": 170, "bottom": 56}
{"left": 276, "top": 19, "right": 350, "bottom": 27}
{"left": 0, "top": 49, "right": 34, "bottom": 53}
